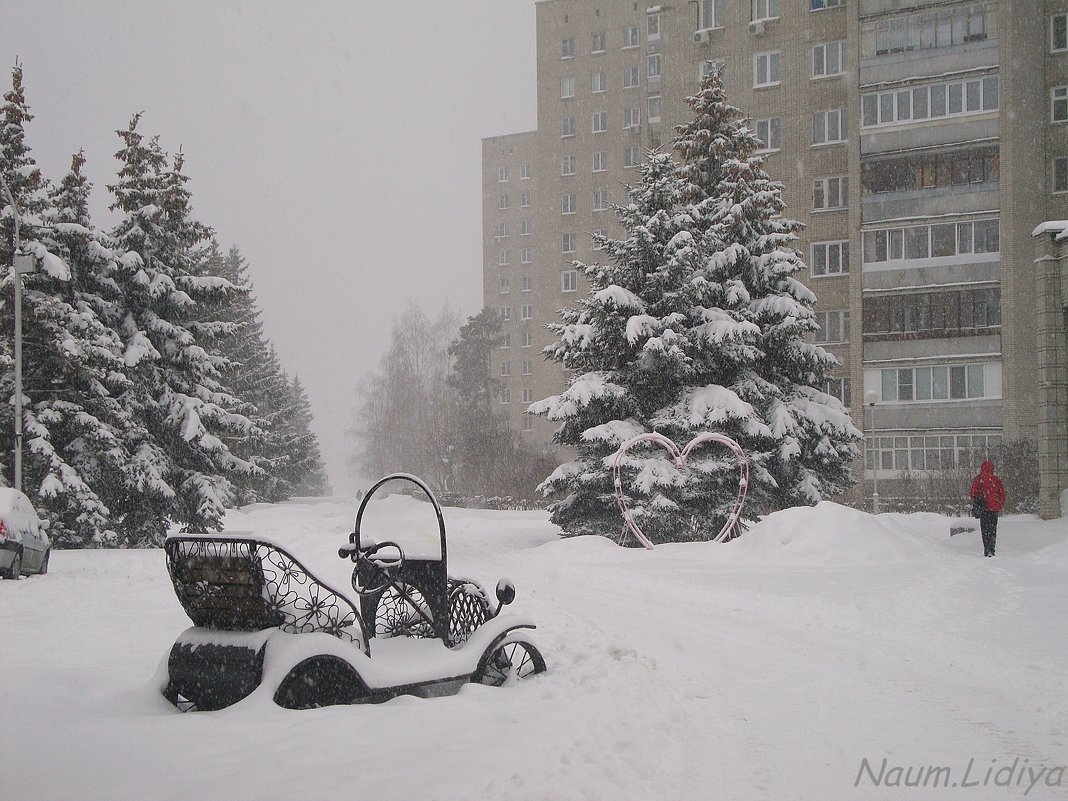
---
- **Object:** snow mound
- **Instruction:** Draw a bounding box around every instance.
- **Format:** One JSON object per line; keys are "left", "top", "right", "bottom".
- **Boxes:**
{"left": 728, "top": 501, "right": 952, "bottom": 566}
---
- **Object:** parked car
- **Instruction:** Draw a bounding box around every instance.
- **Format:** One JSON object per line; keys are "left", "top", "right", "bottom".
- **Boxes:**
{"left": 0, "top": 488, "right": 50, "bottom": 580}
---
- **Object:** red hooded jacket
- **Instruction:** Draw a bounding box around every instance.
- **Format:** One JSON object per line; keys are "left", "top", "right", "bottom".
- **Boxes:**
{"left": 970, "top": 460, "right": 1006, "bottom": 513}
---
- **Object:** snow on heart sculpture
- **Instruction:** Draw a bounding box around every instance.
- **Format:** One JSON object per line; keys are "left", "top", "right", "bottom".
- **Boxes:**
{"left": 612, "top": 431, "right": 750, "bottom": 549}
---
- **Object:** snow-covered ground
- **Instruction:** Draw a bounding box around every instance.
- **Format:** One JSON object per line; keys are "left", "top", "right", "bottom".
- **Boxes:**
{"left": 2, "top": 496, "right": 1066, "bottom": 801}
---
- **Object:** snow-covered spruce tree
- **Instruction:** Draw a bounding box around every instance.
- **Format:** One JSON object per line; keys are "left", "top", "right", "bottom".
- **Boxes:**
{"left": 446, "top": 307, "right": 508, "bottom": 495}
{"left": 1, "top": 68, "right": 129, "bottom": 546}
{"left": 198, "top": 242, "right": 285, "bottom": 503}
{"left": 105, "top": 116, "right": 259, "bottom": 542}
{"left": 277, "top": 375, "right": 329, "bottom": 497}
{"left": 531, "top": 70, "right": 860, "bottom": 543}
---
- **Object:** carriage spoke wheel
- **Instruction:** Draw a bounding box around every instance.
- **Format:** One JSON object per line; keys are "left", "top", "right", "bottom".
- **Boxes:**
{"left": 476, "top": 640, "right": 546, "bottom": 687}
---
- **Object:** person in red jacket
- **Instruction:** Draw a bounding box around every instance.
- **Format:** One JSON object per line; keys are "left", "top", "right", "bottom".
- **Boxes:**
{"left": 970, "top": 460, "right": 1006, "bottom": 557}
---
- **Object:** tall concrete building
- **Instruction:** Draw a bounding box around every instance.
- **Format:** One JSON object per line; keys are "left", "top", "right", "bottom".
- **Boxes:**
{"left": 483, "top": 0, "right": 1067, "bottom": 514}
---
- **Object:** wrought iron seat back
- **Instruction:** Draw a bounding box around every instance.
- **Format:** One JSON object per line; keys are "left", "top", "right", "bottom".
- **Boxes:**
{"left": 166, "top": 536, "right": 368, "bottom": 651}
{"left": 349, "top": 474, "right": 503, "bottom": 648}
{"left": 351, "top": 474, "right": 457, "bottom": 644}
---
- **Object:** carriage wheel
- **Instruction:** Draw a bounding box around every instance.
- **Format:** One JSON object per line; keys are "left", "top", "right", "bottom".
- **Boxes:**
{"left": 475, "top": 639, "right": 546, "bottom": 687}
{"left": 274, "top": 656, "right": 369, "bottom": 709}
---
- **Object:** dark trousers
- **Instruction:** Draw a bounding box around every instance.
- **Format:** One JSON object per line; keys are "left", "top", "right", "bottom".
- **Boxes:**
{"left": 979, "top": 511, "right": 998, "bottom": 556}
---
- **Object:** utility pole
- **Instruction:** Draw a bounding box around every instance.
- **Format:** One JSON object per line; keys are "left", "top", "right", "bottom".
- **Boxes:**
{"left": 1, "top": 174, "right": 36, "bottom": 492}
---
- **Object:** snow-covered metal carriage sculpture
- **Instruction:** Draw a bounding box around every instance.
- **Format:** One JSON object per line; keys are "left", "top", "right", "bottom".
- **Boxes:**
{"left": 160, "top": 473, "right": 545, "bottom": 710}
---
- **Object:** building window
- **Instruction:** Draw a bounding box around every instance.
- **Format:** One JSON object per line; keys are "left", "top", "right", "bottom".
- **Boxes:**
{"left": 700, "top": 0, "right": 725, "bottom": 29}
{"left": 755, "top": 117, "right": 781, "bottom": 151}
{"left": 624, "top": 107, "right": 641, "bottom": 128}
{"left": 500, "top": 387, "right": 511, "bottom": 404}
{"left": 520, "top": 192, "right": 531, "bottom": 208}
{"left": 520, "top": 304, "right": 533, "bottom": 321}
{"left": 520, "top": 220, "right": 532, "bottom": 236}
{"left": 561, "top": 155, "right": 576, "bottom": 176}
{"left": 520, "top": 163, "right": 531, "bottom": 180}
{"left": 522, "top": 331, "right": 533, "bottom": 348}
{"left": 593, "top": 111, "right": 608, "bottom": 133}
{"left": 521, "top": 247, "right": 533, "bottom": 264}
{"left": 813, "top": 176, "right": 849, "bottom": 210}
{"left": 499, "top": 277, "right": 510, "bottom": 294}
{"left": 562, "top": 116, "right": 576, "bottom": 137}
{"left": 561, "top": 38, "right": 574, "bottom": 59}
{"left": 824, "top": 376, "right": 852, "bottom": 407}
{"left": 498, "top": 166, "right": 509, "bottom": 182}
{"left": 498, "top": 249, "right": 509, "bottom": 266}
{"left": 495, "top": 222, "right": 509, "bottom": 239}
{"left": 812, "top": 109, "right": 847, "bottom": 145}
{"left": 753, "top": 0, "right": 780, "bottom": 21}
{"left": 861, "top": 147, "right": 999, "bottom": 194}
{"left": 592, "top": 32, "right": 606, "bottom": 53}
{"left": 499, "top": 306, "right": 511, "bottom": 322}
{"left": 501, "top": 332, "right": 511, "bottom": 349}
{"left": 522, "top": 415, "right": 534, "bottom": 432}
{"left": 498, "top": 195, "right": 509, "bottom": 210}
{"left": 862, "top": 219, "right": 999, "bottom": 265}
{"left": 624, "top": 146, "right": 641, "bottom": 168}
{"left": 563, "top": 232, "right": 576, "bottom": 253}
{"left": 522, "top": 388, "right": 534, "bottom": 404}
{"left": 648, "top": 12, "right": 661, "bottom": 38}
{"left": 1053, "top": 87, "right": 1068, "bottom": 122}
{"left": 811, "top": 241, "right": 850, "bottom": 276}
{"left": 592, "top": 151, "right": 608, "bottom": 172}
{"left": 648, "top": 96, "right": 662, "bottom": 123}
{"left": 702, "top": 59, "right": 726, "bottom": 81}
{"left": 862, "top": 75, "right": 998, "bottom": 128}
{"left": 1055, "top": 157, "right": 1068, "bottom": 193}
{"left": 560, "top": 76, "right": 576, "bottom": 99}
{"left": 562, "top": 193, "right": 577, "bottom": 215}
{"left": 811, "top": 0, "right": 844, "bottom": 8}
{"left": 592, "top": 189, "right": 609, "bottom": 211}
{"left": 561, "top": 270, "right": 578, "bottom": 292}
{"left": 592, "top": 70, "right": 606, "bottom": 93}
{"left": 814, "top": 310, "right": 850, "bottom": 343}
{"left": 647, "top": 53, "right": 661, "bottom": 79}
{"left": 879, "top": 364, "right": 989, "bottom": 402}
{"left": 623, "top": 26, "right": 640, "bottom": 48}
{"left": 754, "top": 51, "right": 781, "bottom": 88}
{"left": 1053, "top": 14, "right": 1068, "bottom": 52}
{"left": 861, "top": 4, "right": 994, "bottom": 58}
{"left": 866, "top": 432, "right": 1001, "bottom": 474}
{"left": 521, "top": 275, "right": 532, "bottom": 292}
{"left": 623, "top": 66, "right": 641, "bottom": 88}
{"left": 812, "top": 41, "right": 846, "bottom": 78}
{"left": 863, "top": 288, "right": 1001, "bottom": 337}
{"left": 522, "top": 359, "right": 533, "bottom": 376}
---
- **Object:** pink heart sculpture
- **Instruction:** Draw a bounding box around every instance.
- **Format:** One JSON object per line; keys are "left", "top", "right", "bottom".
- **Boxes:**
{"left": 612, "top": 431, "right": 749, "bottom": 549}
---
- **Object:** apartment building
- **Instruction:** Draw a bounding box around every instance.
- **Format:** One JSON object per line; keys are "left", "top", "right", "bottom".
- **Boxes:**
{"left": 483, "top": 0, "right": 1068, "bottom": 513}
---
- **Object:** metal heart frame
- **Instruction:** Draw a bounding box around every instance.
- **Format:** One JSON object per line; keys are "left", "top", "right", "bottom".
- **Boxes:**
{"left": 612, "top": 432, "right": 750, "bottom": 549}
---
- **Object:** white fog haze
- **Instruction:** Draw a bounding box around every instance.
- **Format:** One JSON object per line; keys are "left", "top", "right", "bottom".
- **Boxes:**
{"left": 0, "top": 1, "right": 538, "bottom": 493}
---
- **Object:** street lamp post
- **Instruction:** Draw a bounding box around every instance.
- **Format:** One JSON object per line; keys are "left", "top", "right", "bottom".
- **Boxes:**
{"left": 864, "top": 389, "right": 880, "bottom": 514}
{"left": 1, "top": 175, "right": 35, "bottom": 492}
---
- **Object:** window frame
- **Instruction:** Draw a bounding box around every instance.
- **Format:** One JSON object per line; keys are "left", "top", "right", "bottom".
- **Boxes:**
{"left": 1054, "top": 14, "right": 1068, "bottom": 52}
{"left": 811, "top": 240, "right": 850, "bottom": 277}
{"left": 812, "top": 175, "right": 849, "bottom": 211}
{"left": 812, "top": 41, "right": 846, "bottom": 78}
{"left": 754, "top": 51, "right": 781, "bottom": 88}
{"left": 812, "top": 108, "right": 848, "bottom": 145}
{"left": 755, "top": 117, "right": 781, "bottom": 152}
{"left": 561, "top": 269, "right": 579, "bottom": 293}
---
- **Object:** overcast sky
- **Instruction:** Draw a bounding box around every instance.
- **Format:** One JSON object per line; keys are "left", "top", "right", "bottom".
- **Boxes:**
{"left": 1, "top": 1, "right": 538, "bottom": 494}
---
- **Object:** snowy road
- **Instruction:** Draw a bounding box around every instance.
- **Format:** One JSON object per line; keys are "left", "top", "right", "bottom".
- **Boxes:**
{"left": 1, "top": 497, "right": 1066, "bottom": 801}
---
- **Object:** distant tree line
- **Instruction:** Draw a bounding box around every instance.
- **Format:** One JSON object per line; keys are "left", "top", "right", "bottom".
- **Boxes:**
{"left": 350, "top": 303, "right": 554, "bottom": 499}
{"left": 0, "top": 65, "right": 329, "bottom": 547}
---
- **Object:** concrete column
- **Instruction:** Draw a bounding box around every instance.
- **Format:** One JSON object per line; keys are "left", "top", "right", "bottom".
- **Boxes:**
{"left": 1032, "top": 230, "right": 1068, "bottom": 519}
